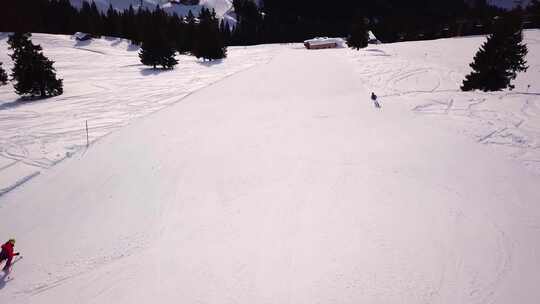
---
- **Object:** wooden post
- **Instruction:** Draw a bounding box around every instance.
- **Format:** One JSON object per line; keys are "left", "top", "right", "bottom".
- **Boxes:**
{"left": 86, "top": 120, "right": 89, "bottom": 147}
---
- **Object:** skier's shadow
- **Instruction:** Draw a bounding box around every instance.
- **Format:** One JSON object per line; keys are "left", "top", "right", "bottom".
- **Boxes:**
{"left": 0, "top": 271, "right": 12, "bottom": 290}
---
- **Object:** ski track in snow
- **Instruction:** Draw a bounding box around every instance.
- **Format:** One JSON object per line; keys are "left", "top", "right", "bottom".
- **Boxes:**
{"left": 0, "top": 33, "right": 282, "bottom": 195}
{"left": 346, "top": 30, "right": 540, "bottom": 174}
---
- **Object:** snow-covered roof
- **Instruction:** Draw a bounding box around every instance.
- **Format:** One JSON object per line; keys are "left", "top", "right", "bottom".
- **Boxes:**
{"left": 368, "top": 31, "right": 377, "bottom": 41}
{"left": 73, "top": 32, "right": 92, "bottom": 40}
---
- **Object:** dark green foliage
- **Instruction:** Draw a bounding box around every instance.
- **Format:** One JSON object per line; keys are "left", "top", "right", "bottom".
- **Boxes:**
{"left": 192, "top": 8, "right": 227, "bottom": 60}
{"left": 461, "top": 13, "right": 528, "bottom": 92}
{"left": 0, "top": 62, "right": 7, "bottom": 85}
{"left": 78, "top": 1, "right": 103, "bottom": 37}
{"left": 167, "top": 13, "right": 186, "bottom": 54}
{"left": 232, "top": 0, "right": 264, "bottom": 45}
{"left": 529, "top": 0, "right": 540, "bottom": 28}
{"left": 347, "top": 16, "right": 369, "bottom": 50}
{"left": 104, "top": 4, "right": 122, "bottom": 37}
{"left": 183, "top": 10, "right": 197, "bottom": 53}
{"left": 220, "top": 19, "right": 232, "bottom": 46}
{"left": 0, "top": 0, "right": 514, "bottom": 48}
{"left": 139, "top": 6, "right": 178, "bottom": 69}
{"left": 8, "top": 33, "right": 63, "bottom": 98}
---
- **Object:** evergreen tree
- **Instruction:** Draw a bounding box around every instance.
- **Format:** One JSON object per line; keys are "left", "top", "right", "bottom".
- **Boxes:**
{"left": 0, "top": 62, "right": 8, "bottom": 85}
{"left": 462, "top": 13, "right": 528, "bottom": 91}
{"left": 139, "top": 6, "right": 178, "bottom": 69}
{"left": 8, "top": 33, "right": 63, "bottom": 98}
{"left": 122, "top": 5, "right": 138, "bottom": 43}
{"left": 168, "top": 13, "right": 187, "bottom": 53}
{"left": 104, "top": 4, "right": 122, "bottom": 37}
{"left": 232, "top": 0, "right": 263, "bottom": 45}
{"left": 184, "top": 10, "right": 197, "bottom": 53}
{"left": 348, "top": 15, "right": 369, "bottom": 50}
{"left": 192, "top": 8, "right": 227, "bottom": 60}
{"left": 529, "top": 0, "right": 540, "bottom": 28}
{"left": 220, "top": 19, "right": 232, "bottom": 46}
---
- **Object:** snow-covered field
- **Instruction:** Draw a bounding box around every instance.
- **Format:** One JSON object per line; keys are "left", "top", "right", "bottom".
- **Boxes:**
{"left": 0, "top": 33, "right": 281, "bottom": 196}
{"left": 346, "top": 31, "right": 540, "bottom": 175}
{"left": 0, "top": 31, "right": 539, "bottom": 304}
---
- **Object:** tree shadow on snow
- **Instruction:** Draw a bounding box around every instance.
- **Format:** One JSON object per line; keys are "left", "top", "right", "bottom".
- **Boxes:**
{"left": 365, "top": 49, "right": 391, "bottom": 56}
{"left": 74, "top": 39, "right": 92, "bottom": 48}
{"left": 110, "top": 39, "right": 124, "bottom": 47}
{"left": 127, "top": 43, "right": 140, "bottom": 52}
{"left": 110, "top": 37, "right": 139, "bottom": 52}
{"left": 139, "top": 67, "right": 174, "bottom": 76}
{"left": 197, "top": 59, "right": 224, "bottom": 67}
{"left": 0, "top": 96, "right": 53, "bottom": 111}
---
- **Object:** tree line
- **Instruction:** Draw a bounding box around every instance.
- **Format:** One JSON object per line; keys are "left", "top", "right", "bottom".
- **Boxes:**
{"left": 344, "top": 9, "right": 530, "bottom": 93}
{"left": 2, "top": 0, "right": 539, "bottom": 47}
{"left": 0, "top": 1, "right": 229, "bottom": 98}
{"left": 0, "top": 0, "right": 229, "bottom": 60}
{"left": 231, "top": 0, "right": 540, "bottom": 45}
{"left": 0, "top": 0, "right": 535, "bottom": 96}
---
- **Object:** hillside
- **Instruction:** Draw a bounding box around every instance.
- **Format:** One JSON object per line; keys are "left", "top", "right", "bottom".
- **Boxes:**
{"left": 0, "top": 31, "right": 539, "bottom": 303}
{"left": 0, "top": 33, "right": 281, "bottom": 196}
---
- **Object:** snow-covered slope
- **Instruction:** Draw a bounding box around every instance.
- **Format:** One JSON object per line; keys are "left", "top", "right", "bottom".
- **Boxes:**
{"left": 0, "top": 32, "right": 540, "bottom": 303}
{"left": 0, "top": 33, "right": 280, "bottom": 196}
{"left": 345, "top": 31, "right": 540, "bottom": 175}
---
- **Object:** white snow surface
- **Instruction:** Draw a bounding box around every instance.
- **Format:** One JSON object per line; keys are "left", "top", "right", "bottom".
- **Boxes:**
{"left": 0, "top": 31, "right": 540, "bottom": 303}
{"left": 0, "top": 33, "right": 280, "bottom": 195}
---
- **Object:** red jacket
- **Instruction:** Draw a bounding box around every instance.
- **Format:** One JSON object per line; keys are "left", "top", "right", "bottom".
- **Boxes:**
{"left": 1, "top": 242, "right": 15, "bottom": 258}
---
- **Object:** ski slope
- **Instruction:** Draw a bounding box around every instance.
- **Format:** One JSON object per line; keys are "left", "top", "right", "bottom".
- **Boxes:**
{"left": 0, "top": 33, "right": 281, "bottom": 196}
{"left": 0, "top": 32, "right": 540, "bottom": 303}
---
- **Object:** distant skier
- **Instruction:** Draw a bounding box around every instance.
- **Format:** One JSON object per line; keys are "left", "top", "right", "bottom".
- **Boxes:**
{"left": 371, "top": 92, "right": 381, "bottom": 109}
{"left": 0, "top": 239, "right": 20, "bottom": 272}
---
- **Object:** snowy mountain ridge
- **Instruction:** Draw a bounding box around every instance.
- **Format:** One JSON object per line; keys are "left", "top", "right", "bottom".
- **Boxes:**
{"left": 70, "top": 0, "right": 236, "bottom": 21}
{"left": 70, "top": 0, "right": 530, "bottom": 18}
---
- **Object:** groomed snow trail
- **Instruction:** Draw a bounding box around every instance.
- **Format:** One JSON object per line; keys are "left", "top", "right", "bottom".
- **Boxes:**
{"left": 1, "top": 46, "right": 539, "bottom": 304}
{"left": 0, "top": 33, "right": 280, "bottom": 196}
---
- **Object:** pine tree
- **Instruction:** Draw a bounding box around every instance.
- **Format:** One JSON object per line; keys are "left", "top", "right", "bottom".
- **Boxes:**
{"left": 184, "top": 10, "right": 197, "bottom": 53}
{"left": 168, "top": 13, "right": 187, "bottom": 54}
{"left": 232, "top": 0, "right": 262, "bottom": 45}
{"left": 104, "top": 4, "right": 122, "bottom": 37}
{"left": 122, "top": 5, "right": 138, "bottom": 43}
{"left": 192, "top": 8, "right": 227, "bottom": 61}
{"left": 462, "top": 13, "right": 528, "bottom": 91}
{"left": 139, "top": 6, "right": 178, "bottom": 69}
{"left": 220, "top": 19, "right": 232, "bottom": 46}
{"left": 529, "top": 0, "right": 540, "bottom": 28}
{"left": 0, "top": 62, "right": 8, "bottom": 85}
{"left": 8, "top": 33, "right": 63, "bottom": 98}
{"left": 348, "top": 15, "right": 369, "bottom": 50}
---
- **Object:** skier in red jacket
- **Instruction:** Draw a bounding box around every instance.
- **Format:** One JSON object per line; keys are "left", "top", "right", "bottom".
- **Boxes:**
{"left": 0, "top": 239, "right": 20, "bottom": 271}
